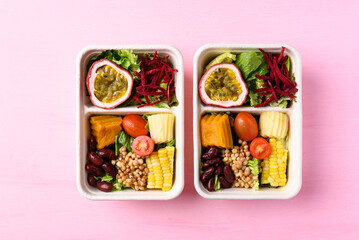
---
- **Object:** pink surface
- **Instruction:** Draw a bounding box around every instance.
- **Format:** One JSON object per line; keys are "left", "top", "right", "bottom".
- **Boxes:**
{"left": 0, "top": 0, "right": 358, "bottom": 239}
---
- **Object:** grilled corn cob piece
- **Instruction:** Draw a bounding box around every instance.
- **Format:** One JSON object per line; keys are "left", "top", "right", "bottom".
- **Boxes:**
{"left": 146, "top": 156, "right": 155, "bottom": 189}
{"left": 149, "top": 152, "right": 163, "bottom": 189}
{"left": 261, "top": 138, "right": 287, "bottom": 187}
{"left": 165, "top": 146, "right": 175, "bottom": 174}
{"left": 146, "top": 148, "right": 175, "bottom": 191}
{"left": 158, "top": 148, "right": 172, "bottom": 191}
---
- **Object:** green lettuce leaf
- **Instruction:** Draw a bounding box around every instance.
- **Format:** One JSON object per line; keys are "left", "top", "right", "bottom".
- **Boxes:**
{"left": 113, "top": 182, "right": 126, "bottom": 191}
{"left": 269, "top": 97, "right": 289, "bottom": 108}
{"left": 94, "top": 173, "right": 113, "bottom": 183}
{"left": 248, "top": 158, "right": 259, "bottom": 175}
{"left": 117, "top": 131, "right": 134, "bottom": 153}
{"left": 155, "top": 139, "right": 176, "bottom": 150}
{"left": 204, "top": 52, "right": 236, "bottom": 71}
{"left": 246, "top": 52, "right": 269, "bottom": 81}
{"left": 247, "top": 91, "right": 262, "bottom": 107}
{"left": 235, "top": 52, "right": 262, "bottom": 79}
{"left": 253, "top": 179, "right": 259, "bottom": 191}
{"left": 166, "top": 139, "right": 176, "bottom": 147}
{"left": 247, "top": 158, "right": 260, "bottom": 191}
{"left": 285, "top": 57, "right": 291, "bottom": 75}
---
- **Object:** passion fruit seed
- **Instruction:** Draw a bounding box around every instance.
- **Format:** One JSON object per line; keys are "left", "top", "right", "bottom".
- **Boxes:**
{"left": 94, "top": 65, "right": 128, "bottom": 103}
{"left": 205, "top": 68, "right": 242, "bottom": 101}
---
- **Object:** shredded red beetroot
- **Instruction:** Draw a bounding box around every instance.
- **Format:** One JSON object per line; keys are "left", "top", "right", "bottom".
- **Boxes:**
{"left": 254, "top": 47, "right": 297, "bottom": 107}
{"left": 132, "top": 52, "right": 178, "bottom": 108}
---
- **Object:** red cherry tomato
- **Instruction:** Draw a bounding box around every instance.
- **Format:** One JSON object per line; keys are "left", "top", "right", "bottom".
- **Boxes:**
{"left": 132, "top": 136, "right": 154, "bottom": 156}
{"left": 234, "top": 112, "right": 258, "bottom": 141}
{"left": 122, "top": 114, "right": 148, "bottom": 138}
{"left": 249, "top": 137, "right": 271, "bottom": 160}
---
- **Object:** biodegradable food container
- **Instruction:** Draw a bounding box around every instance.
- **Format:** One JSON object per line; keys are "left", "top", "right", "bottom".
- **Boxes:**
{"left": 76, "top": 45, "right": 184, "bottom": 200}
{"left": 193, "top": 44, "right": 302, "bottom": 199}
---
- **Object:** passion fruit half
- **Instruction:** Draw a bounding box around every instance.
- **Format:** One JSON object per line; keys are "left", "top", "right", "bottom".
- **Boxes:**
{"left": 199, "top": 63, "right": 248, "bottom": 108}
{"left": 86, "top": 59, "right": 133, "bottom": 109}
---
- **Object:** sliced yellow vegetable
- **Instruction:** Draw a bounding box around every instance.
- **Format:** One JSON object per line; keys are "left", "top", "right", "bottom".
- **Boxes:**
{"left": 259, "top": 111, "right": 289, "bottom": 139}
{"left": 261, "top": 138, "right": 287, "bottom": 187}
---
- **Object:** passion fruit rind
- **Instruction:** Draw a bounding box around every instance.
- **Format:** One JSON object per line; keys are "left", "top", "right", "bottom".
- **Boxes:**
{"left": 87, "top": 59, "right": 133, "bottom": 109}
{"left": 199, "top": 63, "right": 248, "bottom": 108}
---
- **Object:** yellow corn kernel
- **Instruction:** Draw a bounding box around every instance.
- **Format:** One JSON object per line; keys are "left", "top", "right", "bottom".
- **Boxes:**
{"left": 146, "top": 156, "right": 155, "bottom": 189}
{"left": 261, "top": 138, "right": 288, "bottom": 187}
{"left": 158, "top": 148, "right": 173, "bottom": 191}
{"left": 166, "top": 146, "right": 175, "bottom": 174}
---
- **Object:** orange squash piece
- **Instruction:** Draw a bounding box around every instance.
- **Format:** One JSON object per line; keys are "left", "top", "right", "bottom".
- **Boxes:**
{"left": 200, "top": 114, "right": 233, "bottom": 149}
{"left": 90, "top": 116, "right": 123, "bottom": 149}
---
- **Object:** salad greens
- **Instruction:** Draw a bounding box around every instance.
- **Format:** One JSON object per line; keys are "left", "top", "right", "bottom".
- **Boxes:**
{"left": 248, "top": 158, "right": 260, "bottom": 175}
{"left": 234, "top": 51, "right": 292, "bottom": 108}
{"left": 94, "top": 173, "right": 113, "bottom": 183}
{"left": 95, "top": 173, "right": 126, "bottom": 191}
{"left": 88, "top": 49, "right": 140, "bottom": 79}
{"left": 248, "top": 158, "right": 260, "bottom": 191}
{"left": 155, "top": 139, "right": 176, "bottom": 151}
{"left": 235, "top": 52, "right": 268, "bottom": 107}
{"left": 87, "top": 50, "right": 178, "bottom": 109}
{"left": 115, "top": 131, "right": 134, "bottom": 155}
{"left": 205, "top": 52, "right": 236, "bottom": 71}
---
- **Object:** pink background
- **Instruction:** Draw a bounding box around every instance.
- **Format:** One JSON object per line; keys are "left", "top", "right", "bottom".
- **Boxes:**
{"left": 1, "top": 0, "right": 358, "bottom": 239}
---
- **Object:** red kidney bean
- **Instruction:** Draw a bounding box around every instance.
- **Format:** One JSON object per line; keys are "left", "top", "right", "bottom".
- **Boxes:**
{"left": 88, "top": 152, "right": 104, "bottom": 166}
{"left": 215, "top": 164, "right": 224, "bottom": 175}
{"left": 97, "top": 149, "right": 117, "bottom": 160}
{"left": 207, "top": 177, "right": 215, "bottom": 191}
{"left": 215, "top": 161, "right": 224, "bottom": 168}
{"left": 102, "top": 162, "right": 118, "bottom": 179}
{"left": 223, "top": 165, "right": 235, "bottom": 183}
{"left": 96, "top": 181, "right": 113, "bottom": 192}
{"left": 219, "top": 176, "right": 231, "bottom": 188}
{"left": 85, "top": 163, "right": 104, "bottom": 177}
{"left": 87, "top": 174, "right": 97, "bottom": 186}
{"left": 88, "top": 136, "right": 97, "bottom": 152}
{"left": 201, "top": 166, "right": 214, "bottom": 183}
{"left": 202, "top": 147, "right": 219, "bottom": 160}
{"left": 203, "top": 157, "right": 220, "bottom": 168}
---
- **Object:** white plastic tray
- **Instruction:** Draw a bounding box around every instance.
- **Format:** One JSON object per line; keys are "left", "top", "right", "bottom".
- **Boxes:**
{"left": 193, "top": 44, "right": 302, "bottom": 199}
{"left": 76, "top": 45, "right": 184, "bottom": 200}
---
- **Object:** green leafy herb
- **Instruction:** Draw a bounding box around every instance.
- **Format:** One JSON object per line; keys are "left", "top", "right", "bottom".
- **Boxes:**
{"left": 166, "top": 139, "right": 176, "bottom": 147}
{"left": 145, "top": 122, "right": 150, "bottom": 131}
{"left": 152, "top": 102, "right": 171, "bottom": 109}
{"left": 248, "top": 158, "right": 260, "bottom": 175}
{"left": 113, "top": 182, "right": 126, "bottom": 191}
{"left": 116, "top": 131, "right": 134, "bottom": 153}
{"left": 94, "top": 173, "right": 113, "bottom": 183}
{"left": 205, "top": 52, "right": 236, "bottom": 71}
{"left": 154, "top": 139, "right": 176, "bottom": 151}
{"left": 200, "top": 162, "right": 203, "bottom": 175}
{"left": 285, "top": 57, "right": 291, "bottom": 75}
{"left": 253, "top": 179, "right": 259, "bottom": 191}
{"left": 214, "top": 174, "right": 221, "bottom": 191}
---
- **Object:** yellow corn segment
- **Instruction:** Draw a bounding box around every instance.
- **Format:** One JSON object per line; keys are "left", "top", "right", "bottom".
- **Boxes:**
{"left": 150, "top": 152, "right": 164, "bottom": 189}
{"left": 261, "top": 138, "right": 287, "bottom": 187}
{"left": 146, "top": 156, "right": 155, "bottom": 189}
{"left": 165, "top": 146, "right": 175, "bottom": 174}
{"left": 158, "top": 148, "right": 172, "bottom": 191}
{"left": 146, "top": 148, "right": 175, "bottom": 191}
